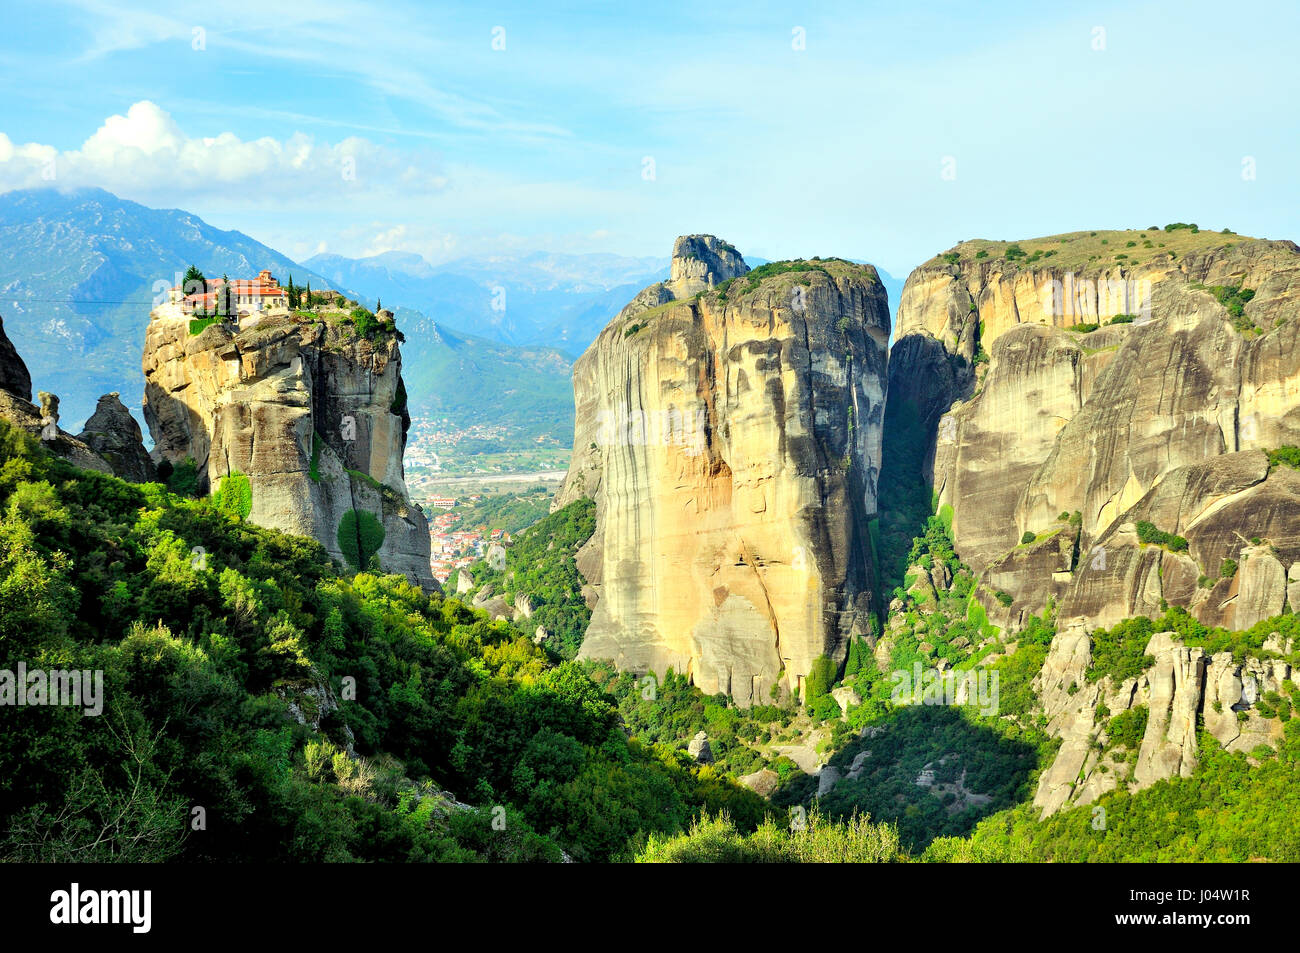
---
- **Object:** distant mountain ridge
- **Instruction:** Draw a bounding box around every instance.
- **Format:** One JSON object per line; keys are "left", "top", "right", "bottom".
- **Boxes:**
{"left": 304, "top": 248, "right": 668, "bottom": 353}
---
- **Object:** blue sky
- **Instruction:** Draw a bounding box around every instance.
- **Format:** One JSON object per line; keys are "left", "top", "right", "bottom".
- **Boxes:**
{"left": 1, "top": 0, "right": 1297, "bottom": 275}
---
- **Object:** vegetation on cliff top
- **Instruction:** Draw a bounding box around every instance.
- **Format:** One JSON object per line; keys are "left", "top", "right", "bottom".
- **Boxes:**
{"left": 1089, "top": 605, "right": 1300, "bottom": 684}
{"left": 930, "top": 226, "right": 1261, "bottom": 273}
{"left": 712, "top": 257, "right": 873, "bottom": 303}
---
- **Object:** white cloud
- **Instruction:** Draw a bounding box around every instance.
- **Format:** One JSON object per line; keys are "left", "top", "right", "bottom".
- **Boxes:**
{"left": 0, "top": 101, "right": 448, "bottom": 201}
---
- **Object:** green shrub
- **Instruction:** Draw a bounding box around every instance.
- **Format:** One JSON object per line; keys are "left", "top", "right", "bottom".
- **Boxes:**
{"left": 1135, "top": 520, "right": 1188, "bottom": 552}
{"left": 1020, "top": 531, "right": 1036, "bottom": 545}
{"left": 350, "top": 307, "right": 379, "bottom": 338}
{"left": 1089, "top": 617, "right": 1158, "bottom": 682}
{"left": 309, "top": 433, "right": 323, "bottom": 482}
{"left": 1267, "top": 446, "right": 1300, "bottom": 470}
{"left": 165, "top": 456, "right": 201, "bottom": 497}
{"left": 1220, "top": 558, "right": 1238, "bottom": 579}
{"left": 805, "top": 655, "right": 837, "bottom": 702}
{"left": 212, "top": 471, "right": 252, "bottom": 521}
{"left": 1106, "top": 706, "right": 1148, "bottom": 750}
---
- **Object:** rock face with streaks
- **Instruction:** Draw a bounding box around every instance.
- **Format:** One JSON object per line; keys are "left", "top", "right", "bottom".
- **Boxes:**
{"left": 142, "top": 311, "right": 434, "bottom": 590}
{"left": 556, "top": 237, "right": 890, "bottom": 705}
{"left": 891, "top": 230, "right": 1300, "bottom": 630}
{"left": 888, "top": 229, "right": 1300, "bottom": 817}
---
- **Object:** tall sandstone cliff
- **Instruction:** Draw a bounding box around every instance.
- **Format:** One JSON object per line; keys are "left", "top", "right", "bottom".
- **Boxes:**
{"left": 892, "top": 230, "right": 1300, "bottom": 631}
{"left": 556, "top": 236, "right": 890, "bottom": 706}
{"left": 143, "top": 312, "right": 435, "bottom": 591}
{"left": 889, "top": 228, "right": 1300, "bottom": 814}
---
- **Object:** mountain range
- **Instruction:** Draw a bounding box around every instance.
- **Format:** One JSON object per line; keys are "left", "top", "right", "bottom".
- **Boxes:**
{"left": 304, "top": 249, "right": 668, "bottom": 352}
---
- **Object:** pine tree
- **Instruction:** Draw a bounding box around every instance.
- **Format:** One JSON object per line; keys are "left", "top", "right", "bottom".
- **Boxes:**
{"left": 219, "top": 274, "right": 233, "bottom": 318}
{"left": 845, "top": 637, "right": 863, "bottom": 677}
{"left": 183, "top": 264, "right": 206, "bottom": 295}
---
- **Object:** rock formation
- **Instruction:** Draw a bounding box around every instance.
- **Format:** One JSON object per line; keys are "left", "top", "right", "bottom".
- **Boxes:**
{"left": 0, "top": 315, "right": 32, "bottom": 402}
{"left": 556, "top": 236, "right": 890, "bottom": 705}
{"left": 142, "top": 311, "right": 435, "bottom": 591}
{"left": 0, "top": 314, "right": 114, "bottom": 475}
{"left": 78, "top": 392, "right": 155, "bottom": 483}
{"left": 888, "top": 230, "right": 1300, "bottom": 817}
{"left": 1032, "top": 623, "right": 1289, "bottom": 817}
{"left": 891, "top": 230, "right": 1300, "bottom": 631}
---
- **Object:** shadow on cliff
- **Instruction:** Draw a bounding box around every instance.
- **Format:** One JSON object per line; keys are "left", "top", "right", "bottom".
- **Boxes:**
{"left": 876, "top": 335, "right": 975, "bottom": 602}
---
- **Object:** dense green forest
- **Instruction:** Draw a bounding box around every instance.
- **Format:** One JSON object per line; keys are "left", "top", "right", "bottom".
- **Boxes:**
{"left": 0, "top": 419, "right": 763, "bottom": 862}
{"left": 456, "top": 497, "right": 596, "bottom": 659}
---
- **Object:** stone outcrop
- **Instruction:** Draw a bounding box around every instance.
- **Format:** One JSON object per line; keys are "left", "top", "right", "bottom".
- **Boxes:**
{"left": 0, "top": 315, "right": 114, "bottom": 475}
{"left": 1032, "top": 624, "right": 1291, "bottom": 817}
{"left": 618, "top": 235, "right": 750, "bottom": 321}
{"left": 1058, "top": 452, "right": 1300, "bottom": 630}
{"left": 557, "top": 237, "right": 890, "bottom": 705}
{"left": 77, "top": 392, "right": 155, "bottom": 482}
{"left": 889, "top": 231, "right": 1300, "bottom": 818}
{"left": 687, "top": 731, "right": 714, "bottom": 764}
{"left": 142, "top": 312, "right": 435, "bottom": 590}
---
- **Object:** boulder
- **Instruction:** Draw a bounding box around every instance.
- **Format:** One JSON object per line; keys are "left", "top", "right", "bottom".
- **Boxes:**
{"left": 817, "top": 765, "right": 842, "bottom": 796}
{"left": 687, "top": 731, "right": 713, "bottom": 764}
{"left": 739, "top": 768, "right": 779, "bottom": 798}
{"left": 830, "top": 686, "right": 861, "bottom": 716}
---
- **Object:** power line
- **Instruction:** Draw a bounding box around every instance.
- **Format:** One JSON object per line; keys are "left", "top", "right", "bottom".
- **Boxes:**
{"left": 7, "top": 298, "right": 160, "bottom": 305}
